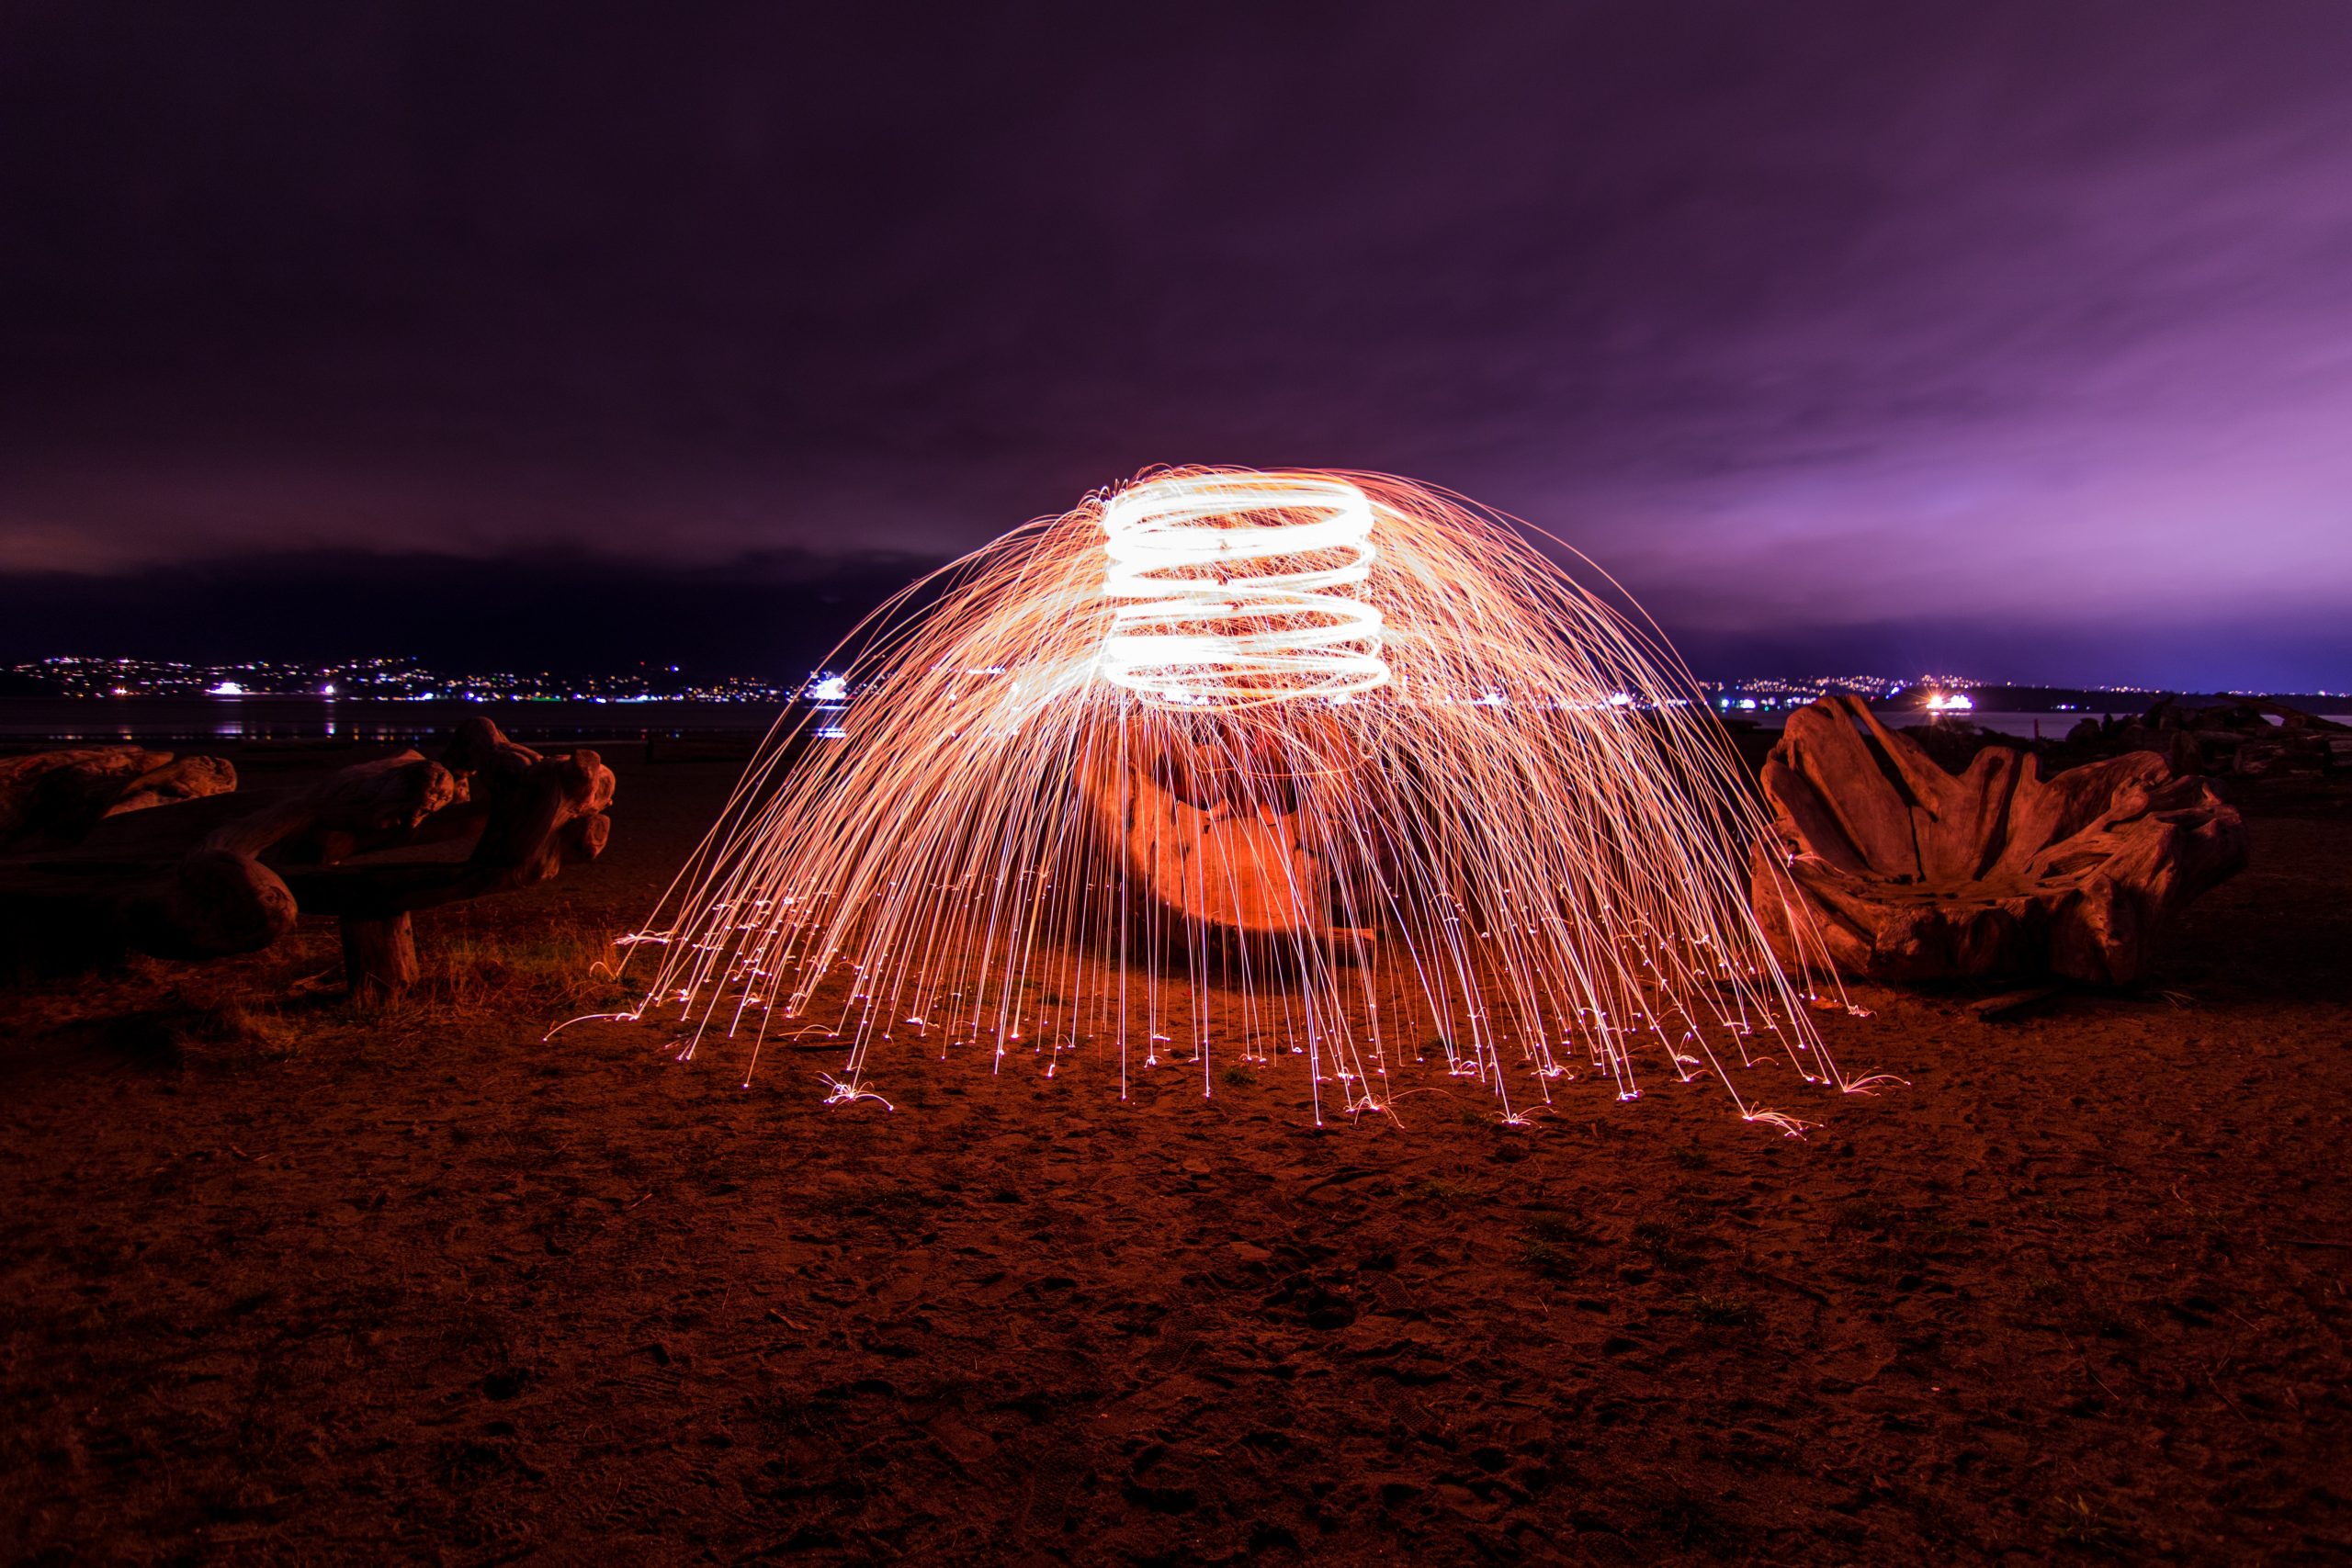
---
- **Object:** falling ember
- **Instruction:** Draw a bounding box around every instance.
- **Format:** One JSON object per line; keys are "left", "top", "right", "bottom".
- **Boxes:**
{"left": 629, "top": 467, "right": 1865, "bottom": 1127}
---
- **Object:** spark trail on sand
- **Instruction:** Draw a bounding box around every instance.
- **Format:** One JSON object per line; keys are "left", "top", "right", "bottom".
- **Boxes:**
{"left": 617, "top": 468, "right": 1876, "bottom": 1129}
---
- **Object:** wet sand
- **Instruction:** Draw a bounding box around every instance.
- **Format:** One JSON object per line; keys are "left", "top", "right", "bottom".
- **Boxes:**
{"left": 2, "top": 750, "right": 2347, "bottom": 1564}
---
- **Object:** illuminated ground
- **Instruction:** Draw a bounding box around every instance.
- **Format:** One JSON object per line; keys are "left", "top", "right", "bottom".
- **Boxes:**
{"left": 2, "top": 753, "right": 2346, "bottom": 1564}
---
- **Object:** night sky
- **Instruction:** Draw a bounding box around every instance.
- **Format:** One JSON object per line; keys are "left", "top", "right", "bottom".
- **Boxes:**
{"left": 5, "top": 3, "right": 2349, "bottom": 688}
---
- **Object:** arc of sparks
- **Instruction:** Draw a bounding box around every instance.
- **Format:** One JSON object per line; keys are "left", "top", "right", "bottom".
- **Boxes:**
{"left": 624, "top": 466, "right": 1861, "bottom": 1131}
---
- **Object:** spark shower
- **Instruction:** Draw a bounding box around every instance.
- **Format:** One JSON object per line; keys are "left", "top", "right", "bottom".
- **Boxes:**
{"left": 622, "top": 468, "right": 1873, "bottom": 1130}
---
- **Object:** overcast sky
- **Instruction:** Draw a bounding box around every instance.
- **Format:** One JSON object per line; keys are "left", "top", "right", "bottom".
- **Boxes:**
{"left": 4, "top": 2, "right": 2349, "bottom": 687}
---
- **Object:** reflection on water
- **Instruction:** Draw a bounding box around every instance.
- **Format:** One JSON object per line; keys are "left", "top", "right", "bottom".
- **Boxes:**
{"left": 0, "top": 697, "right": 787, "bottom": 746}
{"left": 7, "top": 697, "right": 2346, "bottom": 750}
{"left": 1749, "top": 709, "right": 2352, "bottom": 740}
{"left": 1754, "top": 710, "right": 2082, "bottom": 741}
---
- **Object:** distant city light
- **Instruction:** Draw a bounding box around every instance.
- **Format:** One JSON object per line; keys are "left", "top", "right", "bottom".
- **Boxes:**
{"left": 17, "top": 655, "right": 2323, "bottom": 725}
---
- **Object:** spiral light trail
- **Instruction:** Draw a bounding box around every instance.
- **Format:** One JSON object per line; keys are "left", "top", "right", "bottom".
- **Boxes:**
{"left": 613, "top": 467, "right": 1881, "bottom": 1132}
{"left": 1099, "top": 471, "right": 1389, "bottom": 706}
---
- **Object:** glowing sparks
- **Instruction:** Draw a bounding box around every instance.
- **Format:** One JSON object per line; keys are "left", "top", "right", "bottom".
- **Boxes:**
{"left": 625, "top": 467, "right": 1863, "bottom": 1131}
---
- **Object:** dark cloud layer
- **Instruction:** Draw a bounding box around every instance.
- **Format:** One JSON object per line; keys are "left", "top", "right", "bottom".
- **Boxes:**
{"left": 4, "top": 2, "right": 2348, "bottom": 687}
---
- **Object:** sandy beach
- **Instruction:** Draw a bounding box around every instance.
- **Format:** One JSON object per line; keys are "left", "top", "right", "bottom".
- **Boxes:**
{"left": 2, "top": 747, "right": 2346, "bottom": 1564}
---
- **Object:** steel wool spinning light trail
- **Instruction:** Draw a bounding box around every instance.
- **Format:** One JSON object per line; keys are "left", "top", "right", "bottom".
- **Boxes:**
{"left": 1100, "top": 472, "right": 1388, "bottom": 705}
{"left": 615, "top": 468, "right": 1881, "bottom": 1130}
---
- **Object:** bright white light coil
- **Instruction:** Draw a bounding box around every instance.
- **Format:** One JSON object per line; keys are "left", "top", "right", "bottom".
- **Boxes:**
{"left": 1097, "top": 472, "right": 1389, "bottom": 707}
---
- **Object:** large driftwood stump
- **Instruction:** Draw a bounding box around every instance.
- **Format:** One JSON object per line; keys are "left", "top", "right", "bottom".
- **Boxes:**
{"left": 1077, "top": 728, "right": 1367, "bottom": 944}
{"left": 0, "top": 718, "right": 615, "bottom": 1002}
{"left": 1751, "top": 696, "right": 2247, "bottom": 985}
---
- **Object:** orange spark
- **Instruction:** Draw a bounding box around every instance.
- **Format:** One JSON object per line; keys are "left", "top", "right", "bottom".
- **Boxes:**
{"left": 627, "top": 467, "right": 1863, "bottom": 1130}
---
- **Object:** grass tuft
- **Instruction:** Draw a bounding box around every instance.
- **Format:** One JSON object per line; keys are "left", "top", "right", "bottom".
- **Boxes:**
{"left": 405, "top": 919, "right": 632, "bottom": 1021}
{"left": 1832, "top": 1197, "right": 1901, "bottom": 1234}
{"left": 1406, "top": 1178, "right": 1478, "bottom": 1205}
{"left": 1677, "top": 1293, "right": 1758, "bottom": 1327}
{"left": 1526, "top": 1213, "right": 1598, "bottom": 1247}
{"left": 1517, "top": 1213, "right": 1598, "bottom": 1278}
{"left": 2047, "top": 1493, "right": 2136, "bottom": 1555}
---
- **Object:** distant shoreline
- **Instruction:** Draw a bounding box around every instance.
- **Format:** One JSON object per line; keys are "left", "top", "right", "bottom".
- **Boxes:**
{"left": 3, "top": 688, "right": 2346, "bottom": 750}
{"left": 0, "top": 695, "right": 793, "bottom": 747}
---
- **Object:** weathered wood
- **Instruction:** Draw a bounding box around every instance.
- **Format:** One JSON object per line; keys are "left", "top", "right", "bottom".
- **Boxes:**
{"left": 0, "top": 747, "right": 181, "bottom": 849}
{"left": 1967, "top": 984, "right": 2066, "bottom": 1022}
{"left": 1075, "top": 728, "right": 1367, "bottom": 944}
{"left": 204, "top": 752, "right": 458, "bottom": 861}
{"left": 340, "top": 913, "right": 419, "bottom": 1008}
{"left": 0, "top": 846, "right": 297, "bottom": 977}
{"left": 282, "top": 747, "right": 616, "bottom": 920}
{"left": 283, "top": 723, "right": 616, "bottom": 998}
{"left": 151, "top": 849, "right": 301, "bottom": 959}
{"left": 2061, "top": 695, "right": 2352, "bottom": 778}
{"left": 103, "top": 754, "right": 239, "bottom": 819}
{"left": 1751, "top": 695, "right": 2247, "bottom": 986}
{"left": 1, "top": 718, "right": 616, "bottom": 1001}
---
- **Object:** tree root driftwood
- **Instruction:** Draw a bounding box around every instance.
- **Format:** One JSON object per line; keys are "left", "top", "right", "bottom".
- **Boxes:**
{"left": 0, "top": 718, "right": 615, "bottom": 1004}
{"left": 1750, "top": 695, "right": 2246, "bottom": 986}
{"left": 1075, "top": 727, "right": 1370, "bottom": 948}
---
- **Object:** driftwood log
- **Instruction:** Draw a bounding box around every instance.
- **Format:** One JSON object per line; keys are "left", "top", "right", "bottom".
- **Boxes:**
{"left": 1077, "top": 728, "right": 1368, "bottom": 944}
{"left": 1751, "top": 695, "right": 2247, "bottom": 985}
{"left": 2059, "top": 695, "right": 2352, "bottom": 779}
{"left": 0, "top": 746, "right": 239, "bottom": 851}
{"left": 0, "top": 718, "right": 615, "bottom": 1003}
